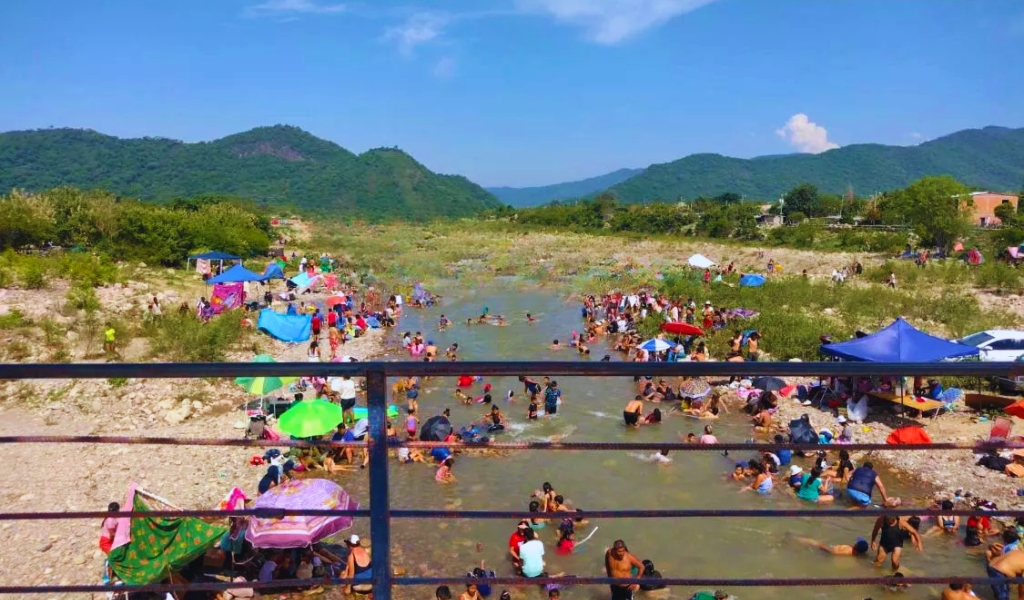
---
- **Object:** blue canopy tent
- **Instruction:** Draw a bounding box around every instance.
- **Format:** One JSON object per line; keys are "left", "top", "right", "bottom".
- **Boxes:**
{"left": 739, "top": 274, "right": 766, "bottom": 288}
{"left": 820, "top": 318, "right": 980, "bottom": 363}
{"left": 206, "top": 264, "right": 267, "bottom": 284}
{"left": 186, "top": 251, "right": 241, "bottom": 274}
{"left": 257, "top": 309, "right": 311, "bottom": 343}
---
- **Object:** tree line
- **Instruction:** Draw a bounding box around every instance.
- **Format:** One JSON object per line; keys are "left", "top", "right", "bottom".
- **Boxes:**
{"left": 494, "top": 176, "right": 1023, "bottom": 254}
{"left": 0, "top": 187, "right": 274, "bottom": 266}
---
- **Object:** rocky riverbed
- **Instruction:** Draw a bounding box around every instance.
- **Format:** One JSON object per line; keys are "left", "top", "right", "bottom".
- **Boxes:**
{"left": 0, "top": 325, "right": 385, "bottom": 597}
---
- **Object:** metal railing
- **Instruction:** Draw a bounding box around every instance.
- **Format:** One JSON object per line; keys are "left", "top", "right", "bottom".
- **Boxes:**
{"left": 1, "top": 360, "right": 1022, "bottom": 598}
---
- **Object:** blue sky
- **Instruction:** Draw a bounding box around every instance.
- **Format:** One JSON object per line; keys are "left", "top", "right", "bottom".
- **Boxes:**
{"left": 1, "top": 0, "right": 1022, "bottom": 187}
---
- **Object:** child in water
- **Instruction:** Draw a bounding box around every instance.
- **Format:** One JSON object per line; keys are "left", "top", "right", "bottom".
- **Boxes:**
{"left": 455, "top": 389, "right": 472, "bottom": 405}
{"left": 436, "top": 457, "right": 455, "bottom": 484}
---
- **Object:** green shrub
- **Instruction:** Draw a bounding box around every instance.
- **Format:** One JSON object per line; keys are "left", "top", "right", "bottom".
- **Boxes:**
{"left": 66, "top": 282, "right": 101, "bottom": 312}
{"left": 39, "top": 317, "right": 65, "bottom": 347}
{"left": 0, "top": 310, "right": 28, "bottom": 329}
{"left": 146, "top": 313, "right": 245, "bottom": 362}
{"left": 55, "top": 253, "right": 119, "bottom": 286}
{"left": 18, "top": 257, "right": 46, "bottom": 289}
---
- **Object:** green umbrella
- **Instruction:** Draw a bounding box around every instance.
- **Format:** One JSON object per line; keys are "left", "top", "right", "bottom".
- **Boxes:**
{"left": 277, "top": 400, "right": 344, "bottom": 438}
{"left": 235, "top": 354, "right": 298, "bottom": 396}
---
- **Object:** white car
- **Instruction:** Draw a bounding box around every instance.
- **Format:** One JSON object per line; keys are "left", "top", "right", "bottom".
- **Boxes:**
{"left": 997, "top": 355, "right": 1024, "bottom": 395}
{"left": 958, "top": 330, "right": 1024, "bottom": 362}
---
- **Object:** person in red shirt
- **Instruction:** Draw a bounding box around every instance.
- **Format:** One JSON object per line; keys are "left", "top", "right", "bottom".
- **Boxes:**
{"left": 508, "top": 521, "right": 529, "bottom": 570}
{"left": 311, "top": 313, "right": 322, "bottom": 343}
{"left": 327, "top": 310, "right": 338, "bottom": 329}
{"left": 355, "top": 315, "right": 368, "bottom": 331}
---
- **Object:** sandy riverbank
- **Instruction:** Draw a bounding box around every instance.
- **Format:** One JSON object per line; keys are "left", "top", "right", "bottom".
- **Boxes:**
{"left": 0, "top": 321, "right": 386, "bottom": 596}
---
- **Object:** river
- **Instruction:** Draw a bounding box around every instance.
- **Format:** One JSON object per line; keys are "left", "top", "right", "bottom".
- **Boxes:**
{"left": 333, "top": 286, "right": 985, "bottom": 600}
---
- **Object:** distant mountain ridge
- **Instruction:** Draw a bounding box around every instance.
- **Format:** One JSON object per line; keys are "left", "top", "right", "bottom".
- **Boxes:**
{"left": 0, "top": 125, "right": 501, "bottom": 220}
{"left": 487, "top": 167, "right": 644, "bottom": 206}
{"left": 607, "top": 126, "right": 1024, "bottom": 202}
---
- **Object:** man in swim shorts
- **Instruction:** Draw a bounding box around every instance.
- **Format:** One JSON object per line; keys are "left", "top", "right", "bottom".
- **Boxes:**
{"left": 870, "top": 515, "right": 922, "bottom": 571}
{"left": 988, "top": 550, "right": 1024, "bottom": 600}
{"left": 605, "top": 539, "right": 644, "bottom": 600}
{"left": 624, "top": 396, "right": 644, "bottom": 427}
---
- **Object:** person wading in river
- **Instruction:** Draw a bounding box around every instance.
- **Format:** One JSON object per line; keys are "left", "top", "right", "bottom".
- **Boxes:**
{"left": 605, "top": 539, "right": 644, "bottom": 600}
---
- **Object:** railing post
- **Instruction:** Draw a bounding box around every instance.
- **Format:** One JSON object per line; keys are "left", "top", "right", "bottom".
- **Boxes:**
{"left": 366, "top": 368, "right": 392, "bottom": 600}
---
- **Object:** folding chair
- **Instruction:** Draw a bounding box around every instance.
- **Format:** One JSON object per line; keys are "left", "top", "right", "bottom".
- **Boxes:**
{"left": 988, "top": 417, "right": 1014, "bottom": 443}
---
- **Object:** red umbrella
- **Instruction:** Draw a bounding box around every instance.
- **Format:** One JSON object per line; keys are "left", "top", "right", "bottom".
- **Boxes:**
{"left": 660, "top": 322, "right": 704, "bottom": 336}
{"left": 325, "top": 295, "right": 347, "bottom": 308}
{"left": 1005, "top": 400, "right": 1024, "bottom": 419}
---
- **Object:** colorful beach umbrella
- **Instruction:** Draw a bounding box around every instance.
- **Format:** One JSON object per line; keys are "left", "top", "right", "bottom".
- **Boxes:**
{"left": 246, "top": 479, "right": 359, "bottom": 548}
{"left": 639, "top": 338, "right": 673, "bottom": 353}
{"left": 277, "top": 400, "right": 344, "bottom": 438}
{"left": 660, "top": 322, "right": 705, "bottom": 337}
{"left": 234, "top": 354, "right": 298, "bottom": 396}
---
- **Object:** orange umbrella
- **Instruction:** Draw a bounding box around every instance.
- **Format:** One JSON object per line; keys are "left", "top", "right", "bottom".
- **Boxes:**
{"left": 325, "top": 295, "right": 346, "bottom": 308}
{"left": 1005, "top": 400, "right": 1024, "bottom": 419}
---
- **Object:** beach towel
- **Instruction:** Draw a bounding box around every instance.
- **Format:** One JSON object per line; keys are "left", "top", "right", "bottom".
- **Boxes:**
{"left": 108, "top": 495, "right": 226, "bottom": 585}
{"left": 110, "top": 483, "right": 138, "bottom": 551}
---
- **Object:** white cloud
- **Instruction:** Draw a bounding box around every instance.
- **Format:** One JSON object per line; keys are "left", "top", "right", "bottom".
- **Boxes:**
{"left": 246, "top": 0, "right": 346, "bottom": 17}
{"left": 909, "top": 131, "right": 922, "bottom": 139}
{"left": 775, "top": 113, "right": 839, "bottom": 154}
{"left": 433, "top": 57, "right": 457, "bottom": 79}
{"left": 382, "top": 13, "right": 449, "bottom": 55}
{"left": 516, "top": 0, "right": 720, "bottom": 44}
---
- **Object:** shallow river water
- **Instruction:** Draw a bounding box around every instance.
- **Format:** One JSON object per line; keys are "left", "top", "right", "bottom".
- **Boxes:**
{"left": 335, "top": 287, "right": 989, "bottom": 600}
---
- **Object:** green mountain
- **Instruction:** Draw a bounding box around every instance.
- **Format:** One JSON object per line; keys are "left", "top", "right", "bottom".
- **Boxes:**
{"left": 0, "top": 125, "right": 501, "bottom": 219}
{"left": 487, "top": 168, "right": 644, "bottom": 207}
{"left": 608, "top": 126, "right": 1024, "bottom": 202}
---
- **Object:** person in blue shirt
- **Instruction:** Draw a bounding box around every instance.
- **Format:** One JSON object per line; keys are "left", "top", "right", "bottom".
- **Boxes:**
{"left": 544, "top": 382, "right": 563, "bottom": 415}
{"left": 330, "top": 423, "right": 355, "bottom": 464}
{"left": 774, "top": 434, "right": 792, "bottom": 465}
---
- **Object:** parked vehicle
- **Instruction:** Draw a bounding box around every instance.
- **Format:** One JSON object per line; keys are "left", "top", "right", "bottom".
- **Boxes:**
{"left": 997, "top": 355, "right": 1024, "bottom": 395}
{"left": 958, "top": 330, "right": 1024, "bottom": 362}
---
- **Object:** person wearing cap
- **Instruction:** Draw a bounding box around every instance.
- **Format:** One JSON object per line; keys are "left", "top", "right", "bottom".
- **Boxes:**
{"left": 342, "top": 534, "right": 373, "bottom": 595}
{"left": 605, "top": 539, "right": 644, "bottom": 600}
{"left": 837, "top": 415, "right": 854, "bottom": 443}
{"left": 787, "top": 465, "right": 804, "bottom": 489}
{"left": 793, "top": 535, "right": 871, "bottom": 556}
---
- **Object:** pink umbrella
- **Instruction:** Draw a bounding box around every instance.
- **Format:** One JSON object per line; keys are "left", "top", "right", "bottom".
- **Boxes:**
{"left": 246, "top": 479, "right": 359, "bottom": 548}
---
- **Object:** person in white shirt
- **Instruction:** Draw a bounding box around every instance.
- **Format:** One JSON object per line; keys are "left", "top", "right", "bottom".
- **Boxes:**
{"left": 336, "top": 376, "right": 358, "bottom": 423}
{"left": 518, "top": 528, "right": 545, "bottom": 578}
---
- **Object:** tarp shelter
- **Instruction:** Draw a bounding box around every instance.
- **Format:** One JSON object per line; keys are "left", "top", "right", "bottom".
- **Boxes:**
{"left": 290, "top": 271, "right": 321, "bottom": 293}
{"left": 886, "top": 426, "right": 932, "bottom": 445}
{"left": 739, "top": 274, "right": 766, "bottom": 287}
{"left": 257, "top": 309, "right": 312, "bottom": 343}
{"left": 108, "top": 485, "right": 226, "bottom": 585}
{"left": 262, "top": 263, "right": 285, "bottom": 280}
{"left": 687, "top": 254, "right": 716, "bottom": 269}
{"left": 820, "top": 317, "right": 979, "bottom": 362}
{"left": 207, "top": 263, "right": 267, "bottom": 284}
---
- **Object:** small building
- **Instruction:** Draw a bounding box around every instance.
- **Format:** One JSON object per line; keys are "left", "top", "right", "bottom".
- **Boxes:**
{"left": 970, "top": 191, "right": 1019, "bottom": 226}
{"left": 756, "top": 214, "right": 783, "bottom": 227}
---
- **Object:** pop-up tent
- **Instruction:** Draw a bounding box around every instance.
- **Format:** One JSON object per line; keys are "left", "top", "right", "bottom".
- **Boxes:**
{"left": 257, "top": 309, "right": 312, "bottom": 342}
{"left": 687, "top": 254, "right": 716, "bottom": 269}
{"left": 263, "top": 263, "right": 285, "bottom": 281}
{"left": 207, "top": 263, "right": 267, "bottom": 284}
{"left": 820, "top": 317, "right": 979, "bottom": 362}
